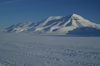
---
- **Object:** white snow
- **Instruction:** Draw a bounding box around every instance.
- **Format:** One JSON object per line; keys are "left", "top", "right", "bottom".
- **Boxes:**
{"left": 39, "top": 16, "right": 63, "bottom": 26}
{"left": 0, "top": 34, "right": 100, "bottom": 66}
{"left": 2, "top": 14, "right": 100, "bottom": 36}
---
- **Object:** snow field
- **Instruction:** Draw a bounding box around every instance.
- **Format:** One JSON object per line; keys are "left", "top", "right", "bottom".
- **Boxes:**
{"left": 0, "top": 34, "right": 100, "bottom": 66}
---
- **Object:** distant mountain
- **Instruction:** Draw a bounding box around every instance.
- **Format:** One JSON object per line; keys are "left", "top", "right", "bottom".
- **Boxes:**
{"left": 2, "top": 14, "right": 100, "bottom": 36}
{"left": 3, "top": 21, "right": 32, "bottom": 33}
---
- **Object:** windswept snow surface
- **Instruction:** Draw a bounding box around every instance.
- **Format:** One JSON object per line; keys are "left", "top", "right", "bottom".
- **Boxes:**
{"left": 0, "top": 34, "right": 100, "bottom": 66}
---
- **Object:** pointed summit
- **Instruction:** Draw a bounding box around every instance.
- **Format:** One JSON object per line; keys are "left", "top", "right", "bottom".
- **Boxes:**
{"left": 70, "top": 14, "right": 81, "bottom": 17}
{"left": 19, "top": 21, "right": 32, "bottom": 25}
{"left": 69, "top": 14, "right": 85, "bottom": 20}
{"left": 71, "top": 14, "right": 80, "bottom": 16}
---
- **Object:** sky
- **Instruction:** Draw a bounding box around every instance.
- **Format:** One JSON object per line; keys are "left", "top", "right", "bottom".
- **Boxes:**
{"left": 0, "top": 0, "right": 100, "bottom": 30}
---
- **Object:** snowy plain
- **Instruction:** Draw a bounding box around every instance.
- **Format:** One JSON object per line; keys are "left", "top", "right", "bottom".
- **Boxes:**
{"left": 0, "top": 33, "right": 100, "bottom": 66}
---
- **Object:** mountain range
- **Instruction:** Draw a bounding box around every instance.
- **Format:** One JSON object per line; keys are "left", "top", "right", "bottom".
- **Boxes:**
{"left": 2, "top": 14, "right": 100, "bottom": 36}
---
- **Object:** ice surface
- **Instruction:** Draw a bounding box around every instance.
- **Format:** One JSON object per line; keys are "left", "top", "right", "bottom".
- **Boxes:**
{"left": 0, "top": 34, "right": 100, "bottom": 66}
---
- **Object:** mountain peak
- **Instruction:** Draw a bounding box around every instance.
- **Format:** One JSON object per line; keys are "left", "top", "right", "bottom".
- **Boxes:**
{"left": 20, "top": 21, "right": 32, "bottom": 24}
{"left": 69, "top": 14, "right": 84, "bottom": 20}
{"left": 71, "top": 14, "right": 79, "bottom": 16}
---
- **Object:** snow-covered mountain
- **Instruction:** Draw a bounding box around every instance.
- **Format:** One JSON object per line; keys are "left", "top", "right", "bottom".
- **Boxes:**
{"left": 3, "top": 21, "right": 32, "bottom": 33}
{"left": 2, "top": 14, "right": 100, "bottom": 36}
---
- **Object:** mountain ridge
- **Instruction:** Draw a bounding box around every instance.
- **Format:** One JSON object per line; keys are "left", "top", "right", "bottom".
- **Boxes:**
{"left": 1, "top": 14, "right": 100, "bottom": 36}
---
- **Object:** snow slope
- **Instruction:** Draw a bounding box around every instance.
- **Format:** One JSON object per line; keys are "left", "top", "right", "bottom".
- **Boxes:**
{"left": 2, "top": 14, "right": 100, "bottom": 36}
{"left": 3, "top": 21, "right": 32, "bottom": 33}
{"left": 0, "top": 34, "right": 100, "bottom": 66}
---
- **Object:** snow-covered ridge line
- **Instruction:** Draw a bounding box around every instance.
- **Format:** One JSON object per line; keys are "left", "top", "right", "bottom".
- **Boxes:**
{"left": 1, "top": 14, "right": 100, "bottom": 36}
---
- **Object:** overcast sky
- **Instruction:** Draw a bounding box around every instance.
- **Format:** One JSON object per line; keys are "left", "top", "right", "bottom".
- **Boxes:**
{"left": 0, "top": 0, "right": 100, "bottom": 30}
